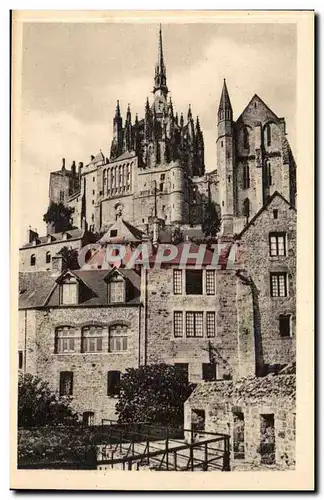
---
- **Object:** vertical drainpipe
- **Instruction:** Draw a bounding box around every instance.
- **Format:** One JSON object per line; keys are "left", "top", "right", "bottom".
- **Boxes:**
{"left": 24, "top": 309, "right": 27, "bottom": 374}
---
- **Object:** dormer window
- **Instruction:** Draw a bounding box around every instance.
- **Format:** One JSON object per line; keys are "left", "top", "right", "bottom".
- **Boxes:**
{"left": 60, "top": 275, "right": 78, "bottom": 305}
{"left": 108, "top": 273, "right": 125, "bottom": 303}
{"left": 110, "top": 229, "right": 118, "bottom": 238}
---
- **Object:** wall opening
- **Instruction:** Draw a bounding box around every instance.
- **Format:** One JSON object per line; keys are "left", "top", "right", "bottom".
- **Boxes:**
{"left": 233, "top": 411, "right": 245, "bottom": 460}
{"left": 191, "top": 409, "right": 206, "bottom": 436}
{"left": 260, "top": 413, "right": 275, "bottom": 464}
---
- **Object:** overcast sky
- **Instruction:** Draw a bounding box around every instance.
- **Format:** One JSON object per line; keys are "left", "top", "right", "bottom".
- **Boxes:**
{"left": 19, "top": 22, "right": 296, "bottom": 244}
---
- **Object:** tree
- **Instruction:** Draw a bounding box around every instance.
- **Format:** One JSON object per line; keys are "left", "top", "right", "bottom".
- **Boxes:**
{"left": 115, "top": 364, "right": 194, "bottom": 426}
{"left": 43, "top": 202, "right": 74, "bottom": 233}
{"left": 58, "top": 246, "right": 80, "bottom": 270}
{"left": 18, "top": 373, "right": 79, "bottom": 428}
{"left": 202, "top": 200, "right": 221, "bottom": 238}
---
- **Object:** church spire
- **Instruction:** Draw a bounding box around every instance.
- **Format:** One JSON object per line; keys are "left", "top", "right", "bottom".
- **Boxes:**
{"left": 218, "top": 79, "right": 233, "bottom": 123}
{"left": 153, "top": 24, "right": 168, "bottom": 97}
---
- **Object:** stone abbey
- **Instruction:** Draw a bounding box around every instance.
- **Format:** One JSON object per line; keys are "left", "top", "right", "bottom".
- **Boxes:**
{"left": 18, "top": 26, "right": 297, "bottom": 468}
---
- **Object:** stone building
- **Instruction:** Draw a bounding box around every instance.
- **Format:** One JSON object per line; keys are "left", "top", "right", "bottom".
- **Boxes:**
{"left": 184, "top": 370, "right": 296, "bottom": 469}
{"left": 18, "top": 25, "right": 297, "bottom": 446}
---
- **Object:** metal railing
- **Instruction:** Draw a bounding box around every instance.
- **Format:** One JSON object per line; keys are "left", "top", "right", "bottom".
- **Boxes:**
{"left": 97, "top": 420, "right": 230, "bottom": 471}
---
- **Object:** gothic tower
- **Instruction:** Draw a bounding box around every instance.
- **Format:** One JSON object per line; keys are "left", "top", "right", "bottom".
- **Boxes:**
{"left": 217, "top": 79, "right": 235, "bottom": 235}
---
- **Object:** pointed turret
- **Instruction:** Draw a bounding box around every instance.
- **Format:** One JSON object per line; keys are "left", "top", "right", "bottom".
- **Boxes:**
{"left": 126, "top": 103, "right": 132, "bottom": 123}
{"left": 115, "top": 99, "right": 121, "bottom": 118}
{"left": 123, "top": 103, "right": 133, "bottom": 152}
{"left": 187, "top": 103, "right": 192, "bottom": 122}
{"left": 110, "top": 99, "right": 123, "bottom": 160}
{"left": 218, "top": 79, "right": 233, "bottom": 123}
{"left": 180, "top": 113, "right": 184, "bottom": 128}
{"left": 153, "top": 24, "right": 168, "bottom": 97}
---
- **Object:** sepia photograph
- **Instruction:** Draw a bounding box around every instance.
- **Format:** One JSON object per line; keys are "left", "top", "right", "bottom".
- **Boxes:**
{"left": 10, "top": 10, "right": 314, "bottom": 491}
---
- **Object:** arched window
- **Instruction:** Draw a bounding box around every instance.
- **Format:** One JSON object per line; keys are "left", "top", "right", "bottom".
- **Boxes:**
{"left": 30, "top": 254, "right": 36, "bottom": 266}
{"left": 46, "top": 251, "right": 51, "bottom": 264}
{"left": 109, "top": 324, "right": 128, "bottom": 352}
{"left": 81, "top": 325, "right": 103, "bottom": 353}
{"left": 55, "top": 326, "right": 77, "bottom": 353}
{"left": 243, "top": 198, "right": 250, "bottom": 220}
{"left": 265, "top": 124, "right": 271, "bottom": 147}
{"left": 108, "top": 274, "right": 125, "bottom": 303}
{"left": 243, "top": 126, "right": 249, "bottom": 149}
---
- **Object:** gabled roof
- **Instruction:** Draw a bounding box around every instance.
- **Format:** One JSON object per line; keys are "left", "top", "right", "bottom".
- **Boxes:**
{"left": 99, "top": 218, "right": 146, "bottom": 244}
{"left": 19, "top": 268, "right": 141, "bottom": 309}
{"left": 20, "top": 228, "right": 85, "bottom": 249}
{"left": 236, "top": 191, "right": 296, "bottom": 239}
{"left": 110, "top": 151, "right": 136, "bottom": 163}
{"left": 236, "top": 94, "right": 279, "bottom": 124}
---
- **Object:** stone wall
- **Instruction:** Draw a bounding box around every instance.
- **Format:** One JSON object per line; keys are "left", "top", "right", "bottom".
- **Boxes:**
{"left": 239, "top": 194, "right": 296, "bottom": 369}
{"left": 144, "top": 266, "right": 243, "bottom": 381}
{"left": 19, "top": 239, "right": 83, "bottom": 272}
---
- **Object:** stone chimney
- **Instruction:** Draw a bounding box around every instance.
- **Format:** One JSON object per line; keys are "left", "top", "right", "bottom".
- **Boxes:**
{"left": 62, "top": 158, "right": 66, "bottom": 170}
{"left": 152, "top": 218, "right": 160, "bottom": 247}
{"left": 27, "top": 227, "right": 38, "bottom": 244}
{"left": 52, "top": 254, "right": 64, "bottom": 274}
{"left": 71, "top": 160, "right": 76, "bottom": 177}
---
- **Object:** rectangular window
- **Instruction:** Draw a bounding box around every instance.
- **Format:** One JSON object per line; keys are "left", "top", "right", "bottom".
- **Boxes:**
{"left": 109, "top": 276, "right": 125, "bottom": 303}
{"left": 109, "top": 324, "right": 128, "bottom": 352}
{"left": 59, "top": 190, "right": 64, "bottom": 202}
{"left": 83, "top": 411, "right": 94, "bottom": 426}
{"left": 18, "top": 351, "right": 23, "bottom": 370}
{"left": 269, "top": 233, "right": 286, "bottom": 256}
{"left": 273, "top": 209, "right": 278, "bottom": 219}
{"left": 270, "top": 273, "right": 288, "bottom": 297}
{"left": 186, "top": 312, "right": 203, "bottom": 337}
{"left": 59, "top": 371, "right": 73, "bottom": 396}
{"left": 174, "top": 363, "right": 189, "bottom": 381}
{"left": 202, "top": 363, "right": 217, "bottom": 381}
{"left": 62, "top": 283, "right": 78, "bottom": 305}
{"left": 173, "top": 269, "right": 182, "bottom": 295}
{"left": 206, "top": 312, "right": 216, "bottom": 337}
{"left": 206, "top": 270, "right": 215, "bottom": 295}
{"left": 279, "top": 315, "right": 291, "bottom": 337}
{"left": 56, "top": 326, "right": 77, "bottom": 353}
{"left": 186, "top": 270, "right": 203, "bottom": 295}
{"left": 173, "top": 311, "right": 183, "bottom": 337}
{"left": 107, "top": 371, "right": 121, "bottom": 397}
{"left": 82, "top": 326, "right": 103, "bottom": 353}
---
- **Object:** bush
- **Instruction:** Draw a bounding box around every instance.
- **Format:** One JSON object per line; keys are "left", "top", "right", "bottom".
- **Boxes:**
{"left": 18, "top": 373, "right": 79, "bottom": 428}
{"left": 43, "top": 202, "right": 74, "bottom": 233}
{"left": 115, "top": 364, "right": 194, "bottom": 427}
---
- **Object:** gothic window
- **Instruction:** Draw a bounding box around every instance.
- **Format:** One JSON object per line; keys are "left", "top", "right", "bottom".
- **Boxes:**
{"left": 46, "top": 251, "right": 51, "bottom": 264}
{"left": 173, "top": 270, "right": 182, "bottom": 295}
{"left": 107, "top": 371, "right": 121, "bottom": 397}
{"left": 81, "top": 325, "right": 103, "bottom": 353}
{"left": 269, "top": 232, "right": 287, "bottom": 256}
{"left": 108, "top": 274, "right": 125, "bottom": 303}
{"left": 206, "top": 311, "right": 216, "bottom": 337}
{"left": 186, "top": 312, "right": 203, "bottom": 337}
{"left": 243, "top": 198, "right": 250, "bottom": 219}
{"left": 173, "top": 311, "right": 183, "bottom": 337}
{"left": 243, "top": 164, "right": 250, "bottom": 189}
{"left": 206, "top": 270, "right": 215, "bottom": 295}
{"left": 243, "top": 126, "right": 249, "bottom": 149}
{"left": 30, "top": 254, "right": 36, "bottom": 266}
{"left": 270, "top": 272, "right": 288, "bottom": 297}
{"left": 109, "top": 324, "right": 128, "bottom": 352}
{"left": 59, "top": 371, "right": 73, "bottom": 396}
{"left": 55, "top": 326, "right": 78, "bottom": 353}
{"left": 265, "top": 124, "right": 272, "bottom": 147}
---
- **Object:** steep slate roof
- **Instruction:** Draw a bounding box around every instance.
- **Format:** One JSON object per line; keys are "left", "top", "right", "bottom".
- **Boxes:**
{"left": 19, "top": 268, "right": 141, "bottom": 309}
{"left": 187, "top": 374, "right": 296, "bottom": 407}
{"left": 236, "top": 191, "right": 296, "bottom": 239}
{"left": 21, "top": 229, "right": 85, "bottom": 249}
